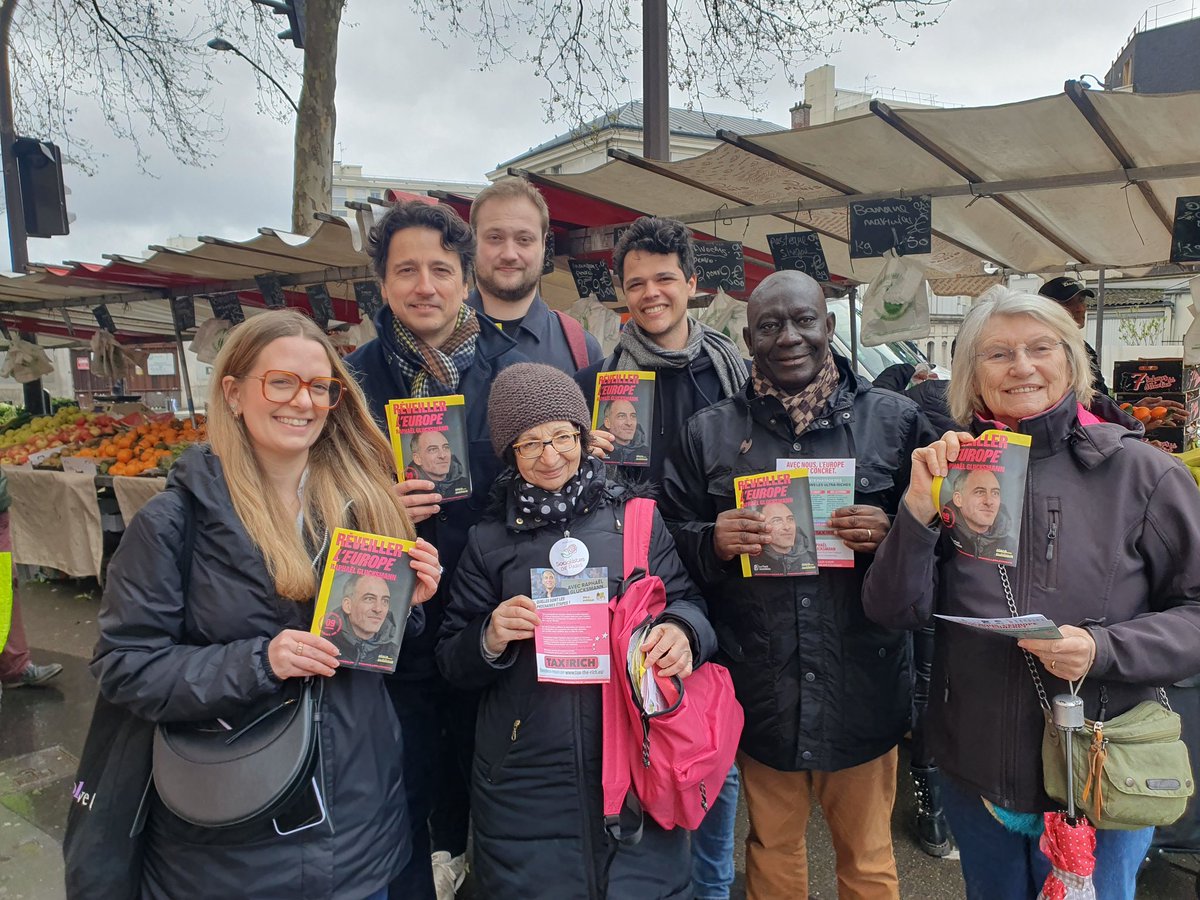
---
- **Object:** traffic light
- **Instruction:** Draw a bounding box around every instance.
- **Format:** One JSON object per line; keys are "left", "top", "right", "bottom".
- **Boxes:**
{"left": 13, "top": 137, "right": 68, "bottom": 238}
{"left": 252, "top": 0, "right": 306, "bottom": 49}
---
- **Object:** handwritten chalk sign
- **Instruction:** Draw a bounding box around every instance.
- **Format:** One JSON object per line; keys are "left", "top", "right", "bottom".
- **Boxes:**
{"left": 353, "top": 281, "right": 384, "bottom": 321}
{"left": 1170, "top": 195, "right": 1200, "bottom": 264}
{"left": 848, "top": 196, "right": 932, "bottom": 259}
{"left": 694, "top": 241, "right": 745, "bottom": 292}
{"left": 542, "top": 231, "right": 556, "bottom": 275}
{"left": 767, "top": 232, "right": 830, "bottom": 281}
{"left": 568, "top": 259, "right": 617, "bottom": 301}
{"left": 255, "top": 274, "right": 287, "bottom": 309}
{"left": 92, "top": 305, "right": 117, "bottom": 333}
{"left": 171, "top": 296, "right": 196, "bottom": 332}
{"left": 306, "top": 284, "right": 335, "bottom": 329}
{"left": 210, "top": 293, "right": 245, "bottom": 324}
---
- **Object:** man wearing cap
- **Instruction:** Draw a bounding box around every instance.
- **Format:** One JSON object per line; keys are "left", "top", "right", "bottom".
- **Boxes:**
{"left": 1038, "top": 276, "right": 1109, "bottom": 396}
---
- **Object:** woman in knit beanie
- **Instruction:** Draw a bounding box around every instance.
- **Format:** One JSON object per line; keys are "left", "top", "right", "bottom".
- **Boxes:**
{"left": 437, "top": 362, "right": 718, "bottom": 898}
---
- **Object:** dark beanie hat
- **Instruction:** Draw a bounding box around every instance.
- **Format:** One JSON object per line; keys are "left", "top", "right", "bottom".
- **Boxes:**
{"left": 488, "top": 363, "right": 592, "bottom": 457}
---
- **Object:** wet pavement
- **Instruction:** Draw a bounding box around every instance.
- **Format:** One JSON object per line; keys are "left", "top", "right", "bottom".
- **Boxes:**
{"left": 1, "top": 578, "right": 1196, "bottom": 899}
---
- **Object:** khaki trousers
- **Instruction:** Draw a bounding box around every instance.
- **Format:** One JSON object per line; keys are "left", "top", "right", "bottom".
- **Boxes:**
{"left": 739, "top": 747, "right": 900, "bottom": 900}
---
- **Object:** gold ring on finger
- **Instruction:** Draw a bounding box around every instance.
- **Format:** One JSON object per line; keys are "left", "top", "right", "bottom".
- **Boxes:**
{"left": 297, "top": 642, "right": 304, "bottom": 656}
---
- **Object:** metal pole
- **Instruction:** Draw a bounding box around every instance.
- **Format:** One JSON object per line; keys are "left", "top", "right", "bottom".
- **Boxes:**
{"left": 0, "top": 0, "right": 45, "bottom": 415}
{"left": 848, "top": 285, "right": 859, "bottom": 372}
{"left": 642, "top": 0, "right": 669, "bottom": 161}
{"left": 172, "top": 317, "right": 197, "bottom": 426}
{"left": 1095, "top": 269, "right": 1106, "bottom": 380}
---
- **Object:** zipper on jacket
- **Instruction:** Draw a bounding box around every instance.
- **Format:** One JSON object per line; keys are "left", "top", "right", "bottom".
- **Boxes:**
{"left": 572, "top": 688, "right": 599, "bottom": 900}
{"left": 1045, "top": 498, "right": 1061, "bottom": 590}
{"left": 510, "top": 719, "right": 521, "bottom": 742}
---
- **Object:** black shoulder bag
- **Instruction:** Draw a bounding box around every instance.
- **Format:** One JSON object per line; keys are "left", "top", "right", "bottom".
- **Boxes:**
{"left": 150, "top": 494, "right": 330, "bottom": 835}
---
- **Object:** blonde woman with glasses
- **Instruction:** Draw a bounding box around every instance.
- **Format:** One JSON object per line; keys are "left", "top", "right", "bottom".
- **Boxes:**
{"left": 90, "top": 310, "right": 441, "bottom": 900}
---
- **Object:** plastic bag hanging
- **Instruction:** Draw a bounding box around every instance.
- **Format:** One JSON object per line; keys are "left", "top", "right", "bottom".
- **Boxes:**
{"left": 0, "top": 336, "right": 55, "bottom": 383}
{"left": 860, "top": 249, "right": 932, "bottom": 347}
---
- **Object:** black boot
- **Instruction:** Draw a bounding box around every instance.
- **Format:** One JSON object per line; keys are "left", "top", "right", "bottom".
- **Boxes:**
{"left": 911, "top": 765, "right": 952, "bottom": 858}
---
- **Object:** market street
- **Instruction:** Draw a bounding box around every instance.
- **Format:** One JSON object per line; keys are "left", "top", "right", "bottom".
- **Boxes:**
{"left": 0, "top": 579, "right": 1194, "bottom": 899}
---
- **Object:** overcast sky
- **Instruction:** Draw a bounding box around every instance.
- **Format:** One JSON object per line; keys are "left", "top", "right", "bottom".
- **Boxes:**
{"left": 5, "top": 0, "right": 1157, "bottom": 269}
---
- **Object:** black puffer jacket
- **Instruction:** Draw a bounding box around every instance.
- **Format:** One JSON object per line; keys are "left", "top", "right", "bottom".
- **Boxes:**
{"left": 91, "top": 447, "right": 411, "bottom": 899}
{"left": 864, "top": 393, "right": 1200, "bottom": 812}
{"left": 660, "top": 355, "right": 937, "bottom": 772}
{"left": 344, "top": 306, "right": 527, "bottom": 680}
{"left": 437, "top": 476, "right": 717, "bottom": 899}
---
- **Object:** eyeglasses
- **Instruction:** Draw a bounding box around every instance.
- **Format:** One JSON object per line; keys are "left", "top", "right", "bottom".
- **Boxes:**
{"left": 975, "top": 340, "right": 1065, "bottom": 367}
{"left": 512, "top": 431, "right": 580, "bottom": 460}
{"left": 245, "top": 371, "right": 344, "bottom": 409}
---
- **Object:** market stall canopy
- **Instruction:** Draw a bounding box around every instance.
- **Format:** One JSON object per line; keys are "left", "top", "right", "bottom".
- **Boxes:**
{"left": 505, "top": 82, "right": 1200, "bottom": 297}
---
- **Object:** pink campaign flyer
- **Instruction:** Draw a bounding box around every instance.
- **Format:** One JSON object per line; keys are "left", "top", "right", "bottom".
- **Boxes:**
{"left": 530, "top": 567, "right": 611, "bottom": 684}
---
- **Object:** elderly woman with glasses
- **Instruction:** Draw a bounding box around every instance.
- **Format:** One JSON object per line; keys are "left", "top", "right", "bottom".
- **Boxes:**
{"left": 88, "top": 311, "right": 441, "bottom": 900}
{"left": 437, "top": 363, "right": 717, "bottom": 899}
{"left": 862, "top": 288, "right": 1200, "bottom": 900}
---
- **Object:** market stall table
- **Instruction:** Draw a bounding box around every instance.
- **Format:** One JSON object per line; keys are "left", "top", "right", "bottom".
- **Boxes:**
{"left": 2, "top": 467, "right": 166, "bottom": 581}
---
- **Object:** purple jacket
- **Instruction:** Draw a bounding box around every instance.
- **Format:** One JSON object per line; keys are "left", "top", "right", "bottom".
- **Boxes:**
{"left": 863, "top": 393, "right": 1200, "bottom": 811}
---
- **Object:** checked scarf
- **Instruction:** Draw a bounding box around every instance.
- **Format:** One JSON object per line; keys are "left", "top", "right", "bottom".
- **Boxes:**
{"left": 752, "top": 351, "right": 840, "bottom": 435}
{"left": 390, "top": 304, "right": 481, "bottom": 397}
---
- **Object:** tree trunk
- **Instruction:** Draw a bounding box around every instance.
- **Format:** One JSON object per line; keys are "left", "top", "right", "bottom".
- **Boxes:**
{"left": 291, "top": 0, "right": 344, "bottom": 236}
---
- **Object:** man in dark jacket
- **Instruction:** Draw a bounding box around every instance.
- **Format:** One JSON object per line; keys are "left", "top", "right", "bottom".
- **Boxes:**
{"left": 324, "top": 573, "right": 403, "bottom": 671}
{"left": 405, "top": 431, "right": 470, "bottom": 501}
{"left": 343, "top": 200, "right": 527, "bottom": 900}
{"left": 468, "top": 177, "right": 602, "bottom": 372}
{"left": 660, "top": 270, "right": 936, "bottom": 900}
{"left": 575, "top": 216, "right": 749, "bottom": 899}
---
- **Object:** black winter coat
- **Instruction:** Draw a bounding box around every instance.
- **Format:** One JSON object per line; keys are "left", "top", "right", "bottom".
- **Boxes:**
{"left": 576, "top": 352, "right": 750, "bottom": 485}
{"left": 91, "top": 447, "right": 411, "bottom": 900}
{"left": 436, "top": 478, "right": 718, "bottom": 899}
{"left": 660, "top": 355, "right": 937, "bottom": 772}
{"left": 864, "top": 394, "right": 1200, "bottom": 811}
{"left": 344, "top": 305, "right": 527, "bottom": 680}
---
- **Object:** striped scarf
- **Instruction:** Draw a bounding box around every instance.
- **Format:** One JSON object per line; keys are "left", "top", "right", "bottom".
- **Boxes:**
{"left": 390, "top": 305, "right": 481, "bottom": 397}
{"left": 752, "top": 351, "right": 840, "bottom": 435}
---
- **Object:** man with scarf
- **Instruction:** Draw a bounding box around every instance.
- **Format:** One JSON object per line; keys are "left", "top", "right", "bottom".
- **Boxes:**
{"left": 576, "top": 216, "right": 749, "bottom": 900}
{"left": 344, "top": 200, "right": 527, "bottom": 900}
{"left": 660, "top": 270, "right": 937, "bottom": 900}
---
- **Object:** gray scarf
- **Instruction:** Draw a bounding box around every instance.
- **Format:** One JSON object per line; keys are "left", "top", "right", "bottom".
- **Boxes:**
{"left": 615, "top": 316, "right": 747, "bottom": 399}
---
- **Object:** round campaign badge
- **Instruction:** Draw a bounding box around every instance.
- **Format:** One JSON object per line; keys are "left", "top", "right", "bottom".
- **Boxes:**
{"left": 550, "top": 537, "right": 589, "bottom": 576}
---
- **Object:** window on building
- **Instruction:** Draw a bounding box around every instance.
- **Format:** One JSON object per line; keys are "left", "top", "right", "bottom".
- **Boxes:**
{"left": 1121, "top": 58, "right": 1132, "bottom": 87}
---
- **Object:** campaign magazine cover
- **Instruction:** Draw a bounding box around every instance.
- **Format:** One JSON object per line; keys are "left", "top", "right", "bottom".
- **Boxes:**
{"left": 932, "top": 430, "right": 1031, "bottom": 566}
{"left": 592, "top": 370, "right": 655, "bottom": 467}
{"left": 733, "top": 469, "right": 818, "bottom": 577}
{"left": 386, "top": 395, "right": 472, "bottom": 502}
{"left": 311, "top": 528, "right": 416, "bottom": 673}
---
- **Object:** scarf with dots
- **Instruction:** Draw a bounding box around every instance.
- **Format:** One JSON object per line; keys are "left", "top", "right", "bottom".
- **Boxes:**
{"left": 507, "top": 455, "right": 607, "bottom": 532}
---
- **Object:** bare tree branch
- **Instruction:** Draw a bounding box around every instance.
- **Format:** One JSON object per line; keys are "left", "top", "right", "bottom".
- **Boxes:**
{"left": 410, "top": 0, "right": 951, "bottom": 131}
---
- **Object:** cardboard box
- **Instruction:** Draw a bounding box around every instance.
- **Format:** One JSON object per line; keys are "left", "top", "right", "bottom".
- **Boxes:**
{"left": 1112, "top": 359, "right": 1184, "bottom": 395}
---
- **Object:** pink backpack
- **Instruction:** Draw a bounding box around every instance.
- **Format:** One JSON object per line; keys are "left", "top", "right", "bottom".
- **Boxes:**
{"left": 602, "top": 497, "right": 744, "bottom": 835}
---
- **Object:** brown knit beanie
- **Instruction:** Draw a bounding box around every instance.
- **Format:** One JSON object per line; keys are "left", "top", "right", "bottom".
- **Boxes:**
{"left": 488, "top": 363, "right": 592, "bottom": 458}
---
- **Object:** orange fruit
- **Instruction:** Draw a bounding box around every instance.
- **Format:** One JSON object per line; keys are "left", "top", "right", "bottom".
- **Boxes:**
{"left": 1150, "top": 406, "right": 1169, "bottom": 420}
{"left": 1132, "top": 406, "right": 1152, "bottom": 423}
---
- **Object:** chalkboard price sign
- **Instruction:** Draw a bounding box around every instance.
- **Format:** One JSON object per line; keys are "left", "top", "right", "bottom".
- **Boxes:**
{"left": 306, "top": 284, "right": 335, "bottom": 329}
{"left": 568, "top": 259, "right": 617, "bottom": 301}
{"left": 92, "top": 304, "right": 117, "bottom": 333}
{"left": 848, "top": 196, "right": 932, "bottom": 259}
{"left": 353, "top": 281, "right": 384, "bottom": 321}
{"left": 542, "top": 231, "right": 556, "bottom": 275}
{"left": 255, "top": 274, "right": 287, "bottom": 309}
{"left": 1169, "top": 195, "right": 1200, "bottom": 264}
{"left": 171, "top": 296, "right": 196, "bottom": 332}
{"left": 766, "top": 231, "right": 830, "bottom": 281}
{"left": 694, "top": 241, "right": 746, "bottom": 292}
{"left": 210, "top": 293, "right": 245, "bottom": 324}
